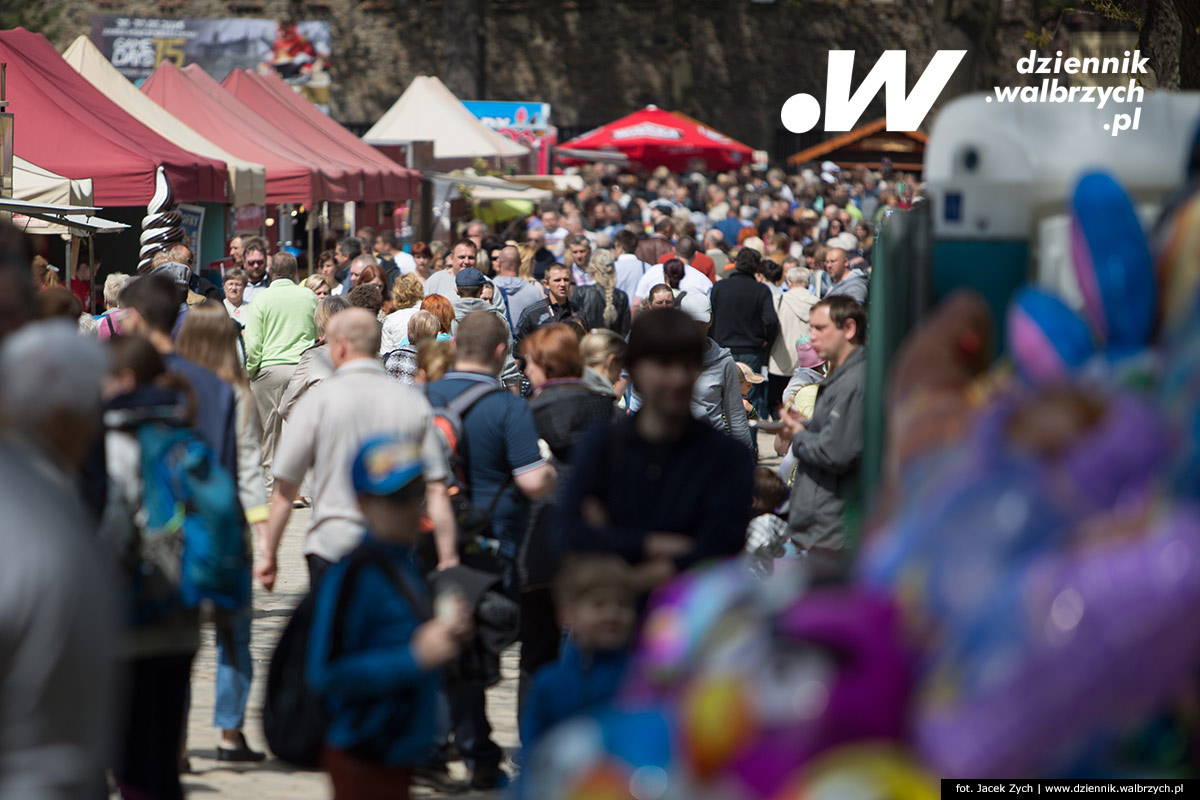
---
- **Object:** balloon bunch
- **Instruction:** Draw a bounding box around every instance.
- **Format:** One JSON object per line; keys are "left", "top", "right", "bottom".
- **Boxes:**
{"left": 521, "top": 562, "right": 924, "bottom": 800}
{"left": 860, "top": 169, "right": 1200, "bottom": 779}
{"left": 138, "top": 167, "right": 185, "bottom": 272}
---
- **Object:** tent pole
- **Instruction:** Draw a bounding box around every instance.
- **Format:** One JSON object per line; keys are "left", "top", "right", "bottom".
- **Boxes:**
{"left": 89, "top": 234, "right": 96, "bottom": 314}
{"left": 65, "top": 237, "right": 72, "bottom": 285}
{"left": 307, "top": 207, "right": 315, "bottom": 278}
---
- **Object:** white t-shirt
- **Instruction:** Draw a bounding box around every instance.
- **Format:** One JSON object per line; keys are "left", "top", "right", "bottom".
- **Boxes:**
{"left": 634, "top": 263, "right": 713, "bottom": 304}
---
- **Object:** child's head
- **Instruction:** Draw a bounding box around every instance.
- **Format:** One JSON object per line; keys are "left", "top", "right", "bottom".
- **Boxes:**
{"left": 555, "top": 555, "right": 636, "bottom": 652}
{"left": 753, "top": 466, "right": 788, "bottom": 513}
{"left": 351, "top": 436, "right": 427, "bottom": 542}
{"left": 736, "top": 361, "right": 764, "bottom": 398}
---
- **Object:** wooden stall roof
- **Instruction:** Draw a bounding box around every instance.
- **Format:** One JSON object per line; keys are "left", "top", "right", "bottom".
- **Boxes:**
{"left": 787, "top": 118, "right": 928, "bottom": 172}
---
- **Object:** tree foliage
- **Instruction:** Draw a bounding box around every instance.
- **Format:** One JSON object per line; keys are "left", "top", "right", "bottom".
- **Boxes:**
{"left": 0, "top": 1, "right": 63, "bottom": 37}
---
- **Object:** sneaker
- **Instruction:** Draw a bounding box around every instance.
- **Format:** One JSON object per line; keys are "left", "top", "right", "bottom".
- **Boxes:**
{"left": 412, "top": 765, "right": 468, "bottom": 793}
{"left": 216, "top": 733, "right": 267, "bottom": 763}
{"left": 469, "top": 766, "right": 511, "bottom": 790}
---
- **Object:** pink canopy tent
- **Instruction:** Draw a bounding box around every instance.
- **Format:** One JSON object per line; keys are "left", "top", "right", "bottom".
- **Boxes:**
{"left": 222, "top": 69, "right": 419, "bottom": 203}
{"left": 0, "top": 28, "right": 227, "bottom": 205}
{"left": 141, "top": 62, "right": 358, "bottom": 204}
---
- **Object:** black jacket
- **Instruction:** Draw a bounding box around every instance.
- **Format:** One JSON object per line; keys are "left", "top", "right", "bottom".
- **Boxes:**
{"left": 574, "top": 285, "right": 631, "bottom": 336}
{"left": 514, "top": 298, "right": 580, "bottom": 352}
{"left": 709, "top": 271, "right": 781, "bottom": 355}
{"left": 522, "top": 381, "right": 617, "bottom": 587}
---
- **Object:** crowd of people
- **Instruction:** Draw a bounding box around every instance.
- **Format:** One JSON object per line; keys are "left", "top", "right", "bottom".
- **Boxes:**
{"left": 0, "top": 158, "right": 893, "bottom": 800}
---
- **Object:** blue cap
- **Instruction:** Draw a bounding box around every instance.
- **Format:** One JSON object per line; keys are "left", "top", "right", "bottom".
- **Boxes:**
{"left": 455, "top": 267, "right": 486, "bottom": 288}
{"left": 351, "top": 435, "right": 425, "bottom": 496}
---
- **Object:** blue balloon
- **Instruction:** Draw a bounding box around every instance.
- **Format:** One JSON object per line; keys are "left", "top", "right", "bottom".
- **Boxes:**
{"left": 1069, "top": 171, "right": 1155, "bottom": 355}
{"left": 1008, "top": 287, "right": 1095, "bottom": 384}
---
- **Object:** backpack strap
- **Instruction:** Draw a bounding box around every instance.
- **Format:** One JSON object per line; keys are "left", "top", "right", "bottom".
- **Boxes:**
{"left": 330, "top": 544, "right": 431, "bottom": 659}
{"left": 445, "top": 380, "right": 506, "bottom": 420}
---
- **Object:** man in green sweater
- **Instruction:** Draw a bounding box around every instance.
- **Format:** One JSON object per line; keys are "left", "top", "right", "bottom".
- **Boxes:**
{"left": 245, "top": 251, "right": 317, "bottom": 492}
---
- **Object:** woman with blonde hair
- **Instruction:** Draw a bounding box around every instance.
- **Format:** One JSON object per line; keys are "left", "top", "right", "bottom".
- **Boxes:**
{"left": 580, "top": 328, "right": 627, "bottom": 398}
{"left": 573, "top": 249, "right": 630, "bottom": 335}
{"left": 279, "top": 294, "right": 351, "bottom": 421}
{"left": 380, "top": 273, "right": 425, "bottom": 354}
{"left": 174, "top": 301, "right": 269, "bottom": 763}
{"left": 303, "top": 273, "right": 337, "bottom": 300}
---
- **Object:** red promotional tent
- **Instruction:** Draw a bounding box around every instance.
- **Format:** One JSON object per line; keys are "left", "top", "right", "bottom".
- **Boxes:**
{"left": 141, "top": 62, "right": 357, "bottom": 204}
{"left": 222, "top": 70, "right": 419, "bottom": 203}
{"left": 0, "top": 28, "right": 227, "bottom": 206}
{"left": 558, "top": 105, "right": 754, "bottom": 172}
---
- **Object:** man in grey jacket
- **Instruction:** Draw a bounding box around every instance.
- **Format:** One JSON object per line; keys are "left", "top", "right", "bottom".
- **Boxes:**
{"left": 824, "top": 247, "right": 869, "bottom": 307}
{"left": 775, "top": 295, "right": 867, "bottom": 559}
{"left": 681, "top": 294, "right": 753, "bottom": 452}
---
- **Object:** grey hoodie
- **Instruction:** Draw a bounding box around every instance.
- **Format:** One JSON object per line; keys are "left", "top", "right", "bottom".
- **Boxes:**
{"left": 787, "top": 345, "right": 866, "bottom": 552}
{"left": 451, "top": 296, "right": 516, "bottom": 367}
{"left": 691, "top": 339, "right": 754, "bottom": 452}
{"left": 827, "top": 268, "right": 869, "bottom": 306}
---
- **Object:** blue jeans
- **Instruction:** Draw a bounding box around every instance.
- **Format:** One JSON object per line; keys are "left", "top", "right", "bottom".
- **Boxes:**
{"left": 213, "top": 605, "right": 253, "bottom": 730}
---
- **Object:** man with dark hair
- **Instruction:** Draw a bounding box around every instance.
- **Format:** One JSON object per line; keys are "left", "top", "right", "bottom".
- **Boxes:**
{"left": 658, "top": 235, "right": 715, "bottom": 282}
{"left": 118, "top": 274, "right": 238, "bottom": 479}
{"left": 613, "top": 230, "right": 648, "bottom": 302}
{"left": 775, "top": 295, "right": 867, "bottom": 562}
{"left": 425, "top": 310, "right": 556, "bottom": 789}
{"left": 514, "top": 263, "right": 579, "bottom": 353}
{"left": 374, "top": 230, "right": 417, "bottom": 290}
{"left": 555, "top": 308, "right": 754, "bottom": 595}
{"left": 245, "top": 251, "right": 318, "bottom": 492}
{"left": 332, "top": 235, "right": 363, "bottom": 291}
{"left": 565, "top": 233, "right": 594, "bottom": 287}
{"left": 708, "top": 248, "right": 780, "bottom": 417}
{"left": 240, "top": 236, "right": 271, "bottom": 303}
{"left": 636, "top": 218, "right": 674, "bottom": 265}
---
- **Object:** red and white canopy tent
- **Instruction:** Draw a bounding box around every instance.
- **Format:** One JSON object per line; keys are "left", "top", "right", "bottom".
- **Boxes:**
{"left": 557, "top": 106, "right": 754, "bottom": 172}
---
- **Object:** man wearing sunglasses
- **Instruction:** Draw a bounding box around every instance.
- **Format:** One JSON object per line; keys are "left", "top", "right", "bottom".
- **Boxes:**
{"left": 241, "top": 236, "right": 271, "bottom": 304}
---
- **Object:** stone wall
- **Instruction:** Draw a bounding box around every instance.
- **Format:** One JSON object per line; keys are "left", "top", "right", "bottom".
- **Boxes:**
{"left": 52, "top": 0, "right": 1051, "bottom": 161}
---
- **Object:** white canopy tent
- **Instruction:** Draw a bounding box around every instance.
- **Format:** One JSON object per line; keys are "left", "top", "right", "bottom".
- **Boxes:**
{"left": 62, "top": 35, "right": 268, "bottom": 208}
{"left": 12, "top": 156, "right": 96, "bottom": 236}
{"left": 363, "top": 76, "right": 529, "bottom": 166}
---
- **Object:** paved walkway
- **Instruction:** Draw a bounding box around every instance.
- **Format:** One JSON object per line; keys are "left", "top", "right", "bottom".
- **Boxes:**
{"left": 181, "top": 508, "right": 516, "bottom": 799}
{"left": 180, "top": 431, "right": 777, "bottom": 798}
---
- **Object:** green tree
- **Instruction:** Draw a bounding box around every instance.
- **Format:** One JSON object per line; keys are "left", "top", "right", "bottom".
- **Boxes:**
{"left": 0, "top": 0, "right": 62, "bottom": 36}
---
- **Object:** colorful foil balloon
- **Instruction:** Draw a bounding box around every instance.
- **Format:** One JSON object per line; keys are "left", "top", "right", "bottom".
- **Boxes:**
{"left": 1008, "top": 287, "right": 1095, "bottom": 385}
{"left": 1069, "top": 171, "right": 1156, "bottom": 356}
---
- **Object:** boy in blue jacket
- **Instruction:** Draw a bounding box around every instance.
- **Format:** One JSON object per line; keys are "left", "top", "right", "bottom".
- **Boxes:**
{"left": 519, "top": 555, "right": 636, "bottom": 755}
{"left": 307, "top": 436, "right": 470, "bottom": 800}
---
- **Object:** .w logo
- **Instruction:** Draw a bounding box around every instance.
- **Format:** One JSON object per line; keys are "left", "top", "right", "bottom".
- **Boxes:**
{"left": 781, "top": 50, "right": 966, "bottom": 133}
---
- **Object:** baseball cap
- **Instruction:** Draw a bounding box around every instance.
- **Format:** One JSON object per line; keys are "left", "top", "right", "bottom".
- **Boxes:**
{"left": 821, "top": 160, "right": 841, "bottom": 173}
{"left": 351, "top": 435, "right": 425, "bottom": 497}
{"left": 455, "top": 267, "right": 487, "bottom": 288}
{"left": 150, "top": 260, "right": 192, "bottom": 287}
{"left": 735, "top": 361, "right": 765, "bottom": 384}
{"left": 828, "top": 233, "right": 859, "bottom": 252}
{"left": 679, "top": 293, "right": 712, "bottom": 324}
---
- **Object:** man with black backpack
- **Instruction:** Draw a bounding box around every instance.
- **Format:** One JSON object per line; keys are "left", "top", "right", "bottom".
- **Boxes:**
{"left": 425, "top": 310, "right": 556, "bottom": 790}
